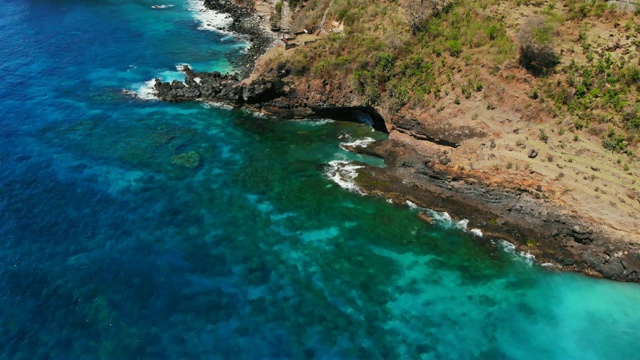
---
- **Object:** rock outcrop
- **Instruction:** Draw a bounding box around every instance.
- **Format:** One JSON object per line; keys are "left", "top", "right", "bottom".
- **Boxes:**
{"left": 154, "top": 67, "right": 283, "bottom": 104}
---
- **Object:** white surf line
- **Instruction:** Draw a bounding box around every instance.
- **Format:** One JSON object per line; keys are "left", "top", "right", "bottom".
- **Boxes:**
{"left": 324, "top": 160, "right": 364, "bottom": 195}
{"left": 339, "top": 137, "right": 375, "bottom": 151}
{"left": 151, "top": 4, "right": 175, "bottom": 9}
{"left": 186, "top": 0, "right": 233, "bottom": 32}
{"left": 494, "top": 239, "right": 536, "bottom": 266}
{"left": 411, "top": 199, "right": 537, "bottom": 266}
{"left": 406, "top": 201, "right": 484, "bottom": 237}
{"left": 128, "top": 79, "right": 159, "bottom": 100}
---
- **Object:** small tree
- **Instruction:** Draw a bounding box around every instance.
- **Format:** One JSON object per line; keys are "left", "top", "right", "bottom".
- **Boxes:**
{"left": 518, "top": 16, "right": 559, "bottom": 75}
{"left": 406, "top": 0, "right": 428, "bottom": 36}
{"left": 406, "top": 0, "right": 447, "bottom": 36}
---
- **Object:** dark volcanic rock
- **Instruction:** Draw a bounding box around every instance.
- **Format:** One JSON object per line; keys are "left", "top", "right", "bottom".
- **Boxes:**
{"left": 242, "top": 78, "right": 283, "bottom": 104}
{"left": 154, "top": 66, "right": 245, "bottom": 103}
{"left": 351, "top": 138, "right": 640, "bottom": 283}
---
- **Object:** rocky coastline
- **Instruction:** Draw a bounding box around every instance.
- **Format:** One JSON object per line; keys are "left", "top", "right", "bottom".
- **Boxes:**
{"left": 154, "top": 1, "right": 640, "bottom": 283}
{"left": 351, "top": 139, "right": 640, "bottom": 282}
{"left": 202, "top": 0, "right": 276, "bottom": 77}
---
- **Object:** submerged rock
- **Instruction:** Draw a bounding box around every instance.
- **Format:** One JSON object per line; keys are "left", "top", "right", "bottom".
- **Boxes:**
{"left": 171, "top": 151, "right": 201, "bottom": 169}
{"left": 418, "top": 212, "right": 434, "bottom": 224}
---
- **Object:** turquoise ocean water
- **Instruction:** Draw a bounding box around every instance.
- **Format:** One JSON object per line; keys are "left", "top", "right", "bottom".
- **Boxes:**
{"left": 1, "top": 0, "right": 639, "bottom": 358}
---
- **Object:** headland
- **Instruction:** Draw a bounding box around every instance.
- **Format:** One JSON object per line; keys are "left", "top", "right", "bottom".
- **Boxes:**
{"left": 154, "top": 0, "right": 640, "bottom": 282}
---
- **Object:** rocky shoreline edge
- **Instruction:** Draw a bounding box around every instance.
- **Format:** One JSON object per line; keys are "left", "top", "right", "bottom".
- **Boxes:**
{"left": 350, "top": 140, "right": 640, "bottom": 282}
{"left": 153, "top": 1, "right": 640, "bottom": 283}
{"left": 202, "top": 0, "right": 276, "bottom": 77}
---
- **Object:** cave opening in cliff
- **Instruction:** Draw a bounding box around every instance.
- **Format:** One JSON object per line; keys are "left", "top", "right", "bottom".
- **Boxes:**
{"left": 315, "top": 106, "right": 388, "bottom": 133}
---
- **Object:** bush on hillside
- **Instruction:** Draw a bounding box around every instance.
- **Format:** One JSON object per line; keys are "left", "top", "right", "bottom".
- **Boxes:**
{"left": 518, "top": 16, "right": 559, "bottom": 75}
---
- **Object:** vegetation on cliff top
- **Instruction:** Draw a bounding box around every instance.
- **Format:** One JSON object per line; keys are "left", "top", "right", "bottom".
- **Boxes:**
{"left": 263, "top": 0, "right": 640, "bottom": 158}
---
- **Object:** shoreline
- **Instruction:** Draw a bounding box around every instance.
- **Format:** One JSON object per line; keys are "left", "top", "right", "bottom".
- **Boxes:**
{"left": 201, "top": 0, "right": 276, "bottom": 78}
{"left": 349, "top": 138, "right": 640, "bottom": 282}
{"left": 158, "top": 1, "right": 640, "bottom": 283}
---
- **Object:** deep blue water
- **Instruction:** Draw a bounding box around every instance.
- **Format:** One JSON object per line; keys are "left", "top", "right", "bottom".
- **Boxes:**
{"left": 1, "top": 1, "right": 640, "bottom": 359}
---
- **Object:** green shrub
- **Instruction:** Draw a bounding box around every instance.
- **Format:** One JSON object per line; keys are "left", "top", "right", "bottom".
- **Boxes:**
{"left": 603, "top": 128, "right": 627, "bottom": 152}
{"left": 447, "top": 40, "right": 462, "bottom": 57}
{"left": 531, "top": 89, "right": 539, "bottom": 99}
{"left": 462, "top": 85, "right": 472, "bottom": 99}
{"left": 624, "top": 107, "right": 640, "bottom": 130}
{"left": 485, "top": 24, "right": 498, "bottom": 41}
{"left": 518, "top": 16, "right": 559, "bottom": 75}
{"left": 575, "top": 85, "right": 587, "bottom": 98}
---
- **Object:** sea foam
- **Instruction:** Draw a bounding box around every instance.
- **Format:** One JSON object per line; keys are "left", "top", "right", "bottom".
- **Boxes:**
{"left": 339, "top": 137, "right": 375, "bottom": 151}
{"left": 187, "top": 0, "right": 233, "bottom": 32}
{"left": 324, "top": 160, "right": 364, "bottom": 194}
{"left": 151, "top": 4, "right": 175, "bottom": 9}
{"left": 405, "top": 201, "right": 484, "bottom": 237}
{"left": 202, "top": 101, "right": 234, "bottom": 111}
{"left": 496, "top": 240, "right": 535, "bottom": 266}
{"left": 134, "top": 79, "right": 159, "bottom": 100}
{"left": 131, "top": 66, "right": 187, "bottom": 100}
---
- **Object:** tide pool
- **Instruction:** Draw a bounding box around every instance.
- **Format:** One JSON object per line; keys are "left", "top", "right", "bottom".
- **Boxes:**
{"left": 0, "top": 1, "right": 639, "bottom": 359}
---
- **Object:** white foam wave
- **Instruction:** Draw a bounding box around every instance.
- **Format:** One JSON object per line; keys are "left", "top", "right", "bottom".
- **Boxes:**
{"left": 406, "top": 206, "right": 484, "bottom": 237}
{"left": 151, "top": 4, "right": 175, "bottom": 9}
{"left": 187, "top": 0, "right": 233, "bottom": 32}
{"left": 496, "top": 240, "right": 535, "bottom": 266}
{"left": 239, "top": 107, "right": 268, "bottom": 118}
{"left": 406, "top": 200, "right": 421, "bottom": 209}
{"left": 202, "top": 101, "right": 234, "bottom": 110}
{"left": 305, "top": 119, "right": 335, "bottom": 126}
{"left": 431, "top": 210, "right": 453, "bottom": 224}
{"left": 455, "top": 218, "right": 469, "bottom": 231}
{"left": 132, "top": 79, "right": 158, "bottom": 100}
{"left": 251, "top": 111, "right": 267, "bottom": 119}
{"left": 339, "top": 137, "right": 375, "bottom": 150}
{"left": 324, "top": 161, "right": 364, "bottom": 194}
{"left": 470, "top": 228, "right": 483, "bottom": 237}
{"left": 175, "top": 63, "right": 190, "bottom": 72}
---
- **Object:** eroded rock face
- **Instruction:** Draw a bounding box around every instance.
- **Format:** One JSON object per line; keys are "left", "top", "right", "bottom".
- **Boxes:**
{"left": 153, "top": 65, "right": 391, "bottom": 132}
{"left": 393, "top": 116, "right": 486, "bottom": 147}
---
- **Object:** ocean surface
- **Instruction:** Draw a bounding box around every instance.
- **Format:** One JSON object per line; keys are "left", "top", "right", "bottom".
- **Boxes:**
{"left": 1, "top": 1, "right": 639, "bottom": 359}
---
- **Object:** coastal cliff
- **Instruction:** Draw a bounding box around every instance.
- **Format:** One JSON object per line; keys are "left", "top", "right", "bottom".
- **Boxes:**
{"left": 155, "top": 0, "right": 640, "bottom": 282}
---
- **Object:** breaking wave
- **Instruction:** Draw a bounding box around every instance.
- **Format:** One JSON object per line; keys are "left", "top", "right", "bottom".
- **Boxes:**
{"left": 324, "top": 161, "right": 364, "bottom": 194}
